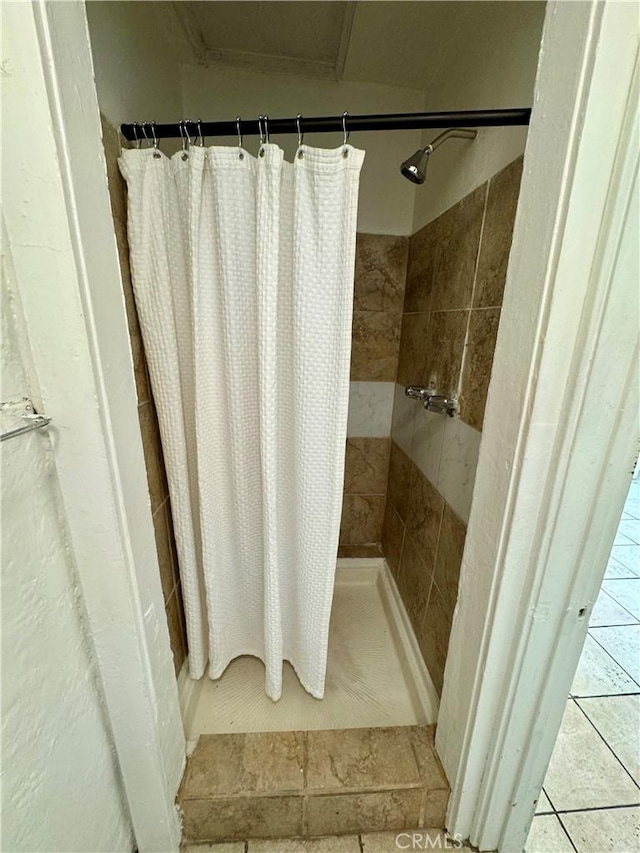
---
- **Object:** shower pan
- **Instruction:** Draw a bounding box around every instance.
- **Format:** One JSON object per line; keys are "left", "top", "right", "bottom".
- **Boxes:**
{"left": 179, "top": 559, "right": 437, "bottom": 747}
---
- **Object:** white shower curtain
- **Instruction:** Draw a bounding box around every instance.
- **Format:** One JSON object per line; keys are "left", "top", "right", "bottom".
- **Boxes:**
{"left": 119, "top": 142, "right": 364, "bottom": 700}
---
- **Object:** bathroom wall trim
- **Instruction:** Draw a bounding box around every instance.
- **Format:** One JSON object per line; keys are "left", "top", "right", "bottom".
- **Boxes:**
{"left": 10, "top": 3, "right": 185, "bottom": 850}
{"left": 438, "top": 2, "right": 639, "bottom": 851}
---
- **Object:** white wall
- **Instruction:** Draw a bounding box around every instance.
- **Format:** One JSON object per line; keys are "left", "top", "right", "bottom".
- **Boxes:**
{"left": 3, "top": 4, "right": 185, "bottom": 849}
{"left": 412, "top": 2, "right": 544, "bottom": 231}
{"left": 180, "top": 64, "right": 423, "bottom": 235}
{"left": 85, "top": 1, "right": 190, "bottom": 126}
{"left": 85, "top": 1, "right": 424, "bottom": 235}
{"left": 1, "top": 234, "right": 134, "bottom": 853}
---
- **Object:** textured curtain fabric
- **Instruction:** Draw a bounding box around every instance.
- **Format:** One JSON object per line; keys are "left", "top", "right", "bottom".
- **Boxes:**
{"left": 119, "top": 143, "right": 364, "bottom": 700}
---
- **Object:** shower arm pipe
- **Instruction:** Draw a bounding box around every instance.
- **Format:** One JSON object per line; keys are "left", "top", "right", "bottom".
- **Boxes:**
{"left": 423, "top": 127, "right": 478, "bottom": 154}
{"left": 120, "top": 108, "right": 531, "bottom": 142}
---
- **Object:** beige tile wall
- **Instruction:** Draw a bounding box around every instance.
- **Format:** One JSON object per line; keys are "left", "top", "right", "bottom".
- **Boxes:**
{"left": 384, "top": 157, "right": 523, "bottom": 692}
{"left": 340, "top": 235, "right": 408, "bottom": 555}
{"left": 101, "top": 118, "right": 187, "bottom": 677}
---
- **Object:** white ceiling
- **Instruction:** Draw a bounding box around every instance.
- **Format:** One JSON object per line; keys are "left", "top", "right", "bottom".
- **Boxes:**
{"left": 171, "top": 1, "right": 546, "bottom": 94}
{"left": 172, "top": 1, "right": 356, "bottom": 80}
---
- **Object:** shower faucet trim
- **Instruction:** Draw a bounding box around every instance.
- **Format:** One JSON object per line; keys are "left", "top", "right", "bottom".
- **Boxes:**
{"left": 404, "top": 385, "right": 457, "bottom": 417}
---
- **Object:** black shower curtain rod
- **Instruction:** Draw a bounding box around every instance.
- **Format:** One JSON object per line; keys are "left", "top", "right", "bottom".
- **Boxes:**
{"left": 119, "top": 108, "right": 531, "bottom": 143}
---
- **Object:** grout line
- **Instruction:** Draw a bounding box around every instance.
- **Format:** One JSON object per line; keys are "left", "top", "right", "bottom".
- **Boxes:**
{"left": 393, "top": 507, "right": 408, "bottom": 582}
{"left": 420, "top": 575, "right": 437, "bottom": 637}
{"left": 456, "top": 181, "right": 490, "bottom": 403}
{"left": 592, "top": 586, "right": 640, "bottom": 626}
{"left": 302, "top": 792, "right": 308, "bottom": 838}
{"left": 152, "top": 495, "right": 168, "bottom": 519}
{"left": 165, "top": 585, "right": 177, "bottom": 608}
{"left": 555, "top": 802, "right": 640, "bottom": 815}
{"left": 302, "top": 730, "right": 308, "bottom": 791}
{"left": 542, "top": 786, "right": 559, "bottom": 816}
{"left": 587, "top": 628, "right": 640, "bottom": 690}
{"left": 571, "top": 691, "right": 640, "bottom": 699}
{"left": 430, "top": 497, "right": 447, "bottom": 596}
{"left": 572, "top": 698, "right": 640, "bottom": 790}
{"left": 537, "top": 786, "right": 557, "bottom": 816}
{"left": 555, "top": 813, "right": 580, "bottom": 853}
{"left": 401, "top": 305, "right": 503, "bottom": 316}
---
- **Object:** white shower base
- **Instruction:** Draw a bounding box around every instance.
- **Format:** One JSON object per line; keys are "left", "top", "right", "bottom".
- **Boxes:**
{"left": 178, "top": 559, "right": 438, "bottom": 747}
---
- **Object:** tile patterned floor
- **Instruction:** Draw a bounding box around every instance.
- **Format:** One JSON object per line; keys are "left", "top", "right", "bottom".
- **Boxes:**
{"left": 527, "top": 479, "right": 640, "bottom": 852}
{"left": 184, "top": 830, "right": 474, "bottom": 852}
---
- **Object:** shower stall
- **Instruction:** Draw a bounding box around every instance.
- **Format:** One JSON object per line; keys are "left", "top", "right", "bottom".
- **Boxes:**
{"left": 87, "top": 1, "right": 543, "bottom": 843}
{"left": 6, "top": 3, "right": 637, "bottom": 851}
{"left": 115, "top": 107, "right": 526, "bottom": 747}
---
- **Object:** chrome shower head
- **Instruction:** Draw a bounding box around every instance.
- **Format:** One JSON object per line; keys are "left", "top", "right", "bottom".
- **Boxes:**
{"left": 400, "top": 128, "right": 477, "bottom": 184}
{"left": 401, "top": 147, "right": 432, "bottom": 184}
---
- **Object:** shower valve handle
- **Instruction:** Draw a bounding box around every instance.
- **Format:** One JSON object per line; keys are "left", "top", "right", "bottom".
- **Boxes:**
{"left": 405, "top": 385, "right": 435, "bottom": 402}
{"left": 404, "top": 385, "right": 456, "bottom": 417}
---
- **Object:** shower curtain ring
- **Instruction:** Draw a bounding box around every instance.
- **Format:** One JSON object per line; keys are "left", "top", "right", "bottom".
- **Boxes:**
{"left": 141, "top": 122, "right": 150, "bottom": 147}
{"left": 342, "top": 111, "right": 350, "bottom": 157}
{"left": 132, "top": 123, "right": 141, "bottom": 149}
{"left": 236, "top": 116, "right": 244, "bottom": 160}
{"left": 179, "top": 120, "right": 189, "bottom": 160}
{"left": 258, "top": 115, "right": 266, "bottom": 156}
{"left": 151, "top": 121, "right": 161, "bottom": 158}
{"left": 296, "top": 114, "right": 304, "bottom": 158}
{"left": 264, "top": 115, "right": 270, "bottom": 144}
{"left": 197, "top": 119, "right": 204, "bottom": 147}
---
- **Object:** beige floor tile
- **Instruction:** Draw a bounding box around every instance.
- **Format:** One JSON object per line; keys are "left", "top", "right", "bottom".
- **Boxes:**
{"left": 526, "top": 815, "right": 575, "bottom": 852}
{"left": 590, "top": 625, "right": 640, "bottom": 684}
{"left": 361, "top": 830, "right": 472, "bottom": 852}
{"left": 306, "top": 789, "right": 424, "bottom": 837}
{"left": 560, "top": 806, "right": 640, "bottom": 853}
{"left": 605, "top": 556, "right": 637, "bottom": 579}
{"left": 536, "top": 790, "right": 554, "bottom": 814}
{"left": 577, "top": 695, "right": 640, "bottom": 783}
{"left": 624, "top": 499, "right": 640, "bottom": 521}
{"left": 571, "top": 635, "right": 639, "bottom": 697}
{"left": 181, "top": 732, "right": 305, "bottom": 799}
{"left": 185, "top": 845, "right": 245, "bottom": 853}
{"left": 619, "top": 519, "right": 640, "bottom": 545}
{"left": 543, "top": 701, "right": 639, "bottom": 810}
{"left": 612, "top": 546, "right": 640, "bottom": 575}
{"left": 590, "top": 589, "right": 637, "bottom": 627}
{"left": 182, "top": 795, "right": 303, "bottom": 843}
{"left": 602, "top": 579, "right": 640, "bottom": 621}
{"left": 306, "top": 727, "right": 421, "bottom": 791}
{"left": 249, "top": 837, "right": 360, "bottom": 852}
